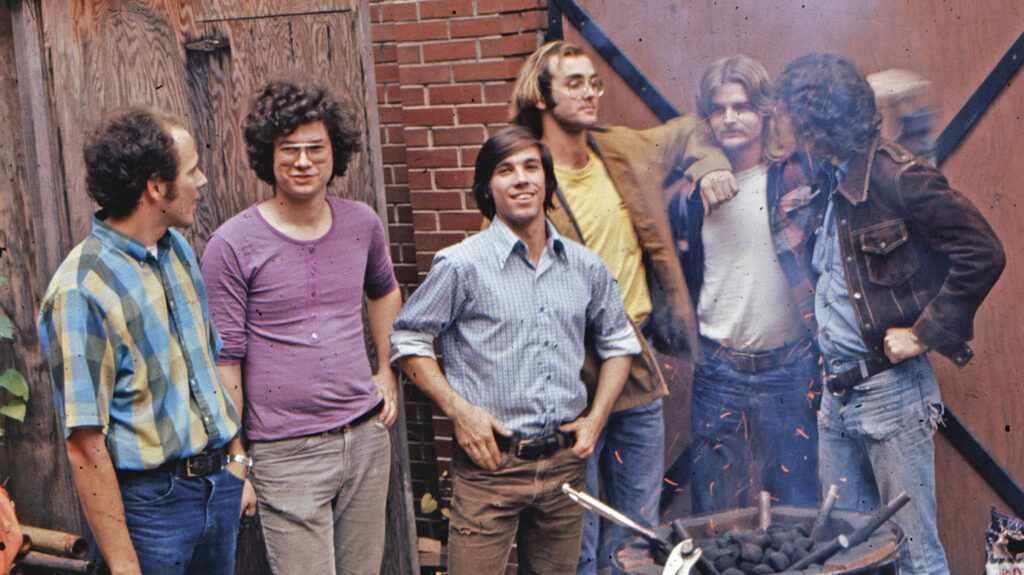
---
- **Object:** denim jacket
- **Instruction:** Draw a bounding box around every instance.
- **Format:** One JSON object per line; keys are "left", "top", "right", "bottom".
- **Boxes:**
{"left": 815, "top": 138, "right": 1004, "bottom": 366}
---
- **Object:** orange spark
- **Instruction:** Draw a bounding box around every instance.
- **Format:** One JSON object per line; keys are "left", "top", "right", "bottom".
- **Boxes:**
{"left": 614, "top": 450, "right": 623, "bottom": 464}
{"left": 796, "top": 428, "right": 810, "bottom": 439}
{"left": 664, "top": 477, "right": 679, "bottom": 487}
{"left": 781, "top": 465, "right": 790, "bottom": 473}
{"left": 719, "top": 411, "right": 732, "bottom": 419}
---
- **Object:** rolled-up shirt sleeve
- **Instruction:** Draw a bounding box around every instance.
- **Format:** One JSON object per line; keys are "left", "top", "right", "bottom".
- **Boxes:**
{"left": 391, "top": 253, "right": 462, "bottom": 362}
{"left": 586, "top": 258, "right": 642, "bottom": 360}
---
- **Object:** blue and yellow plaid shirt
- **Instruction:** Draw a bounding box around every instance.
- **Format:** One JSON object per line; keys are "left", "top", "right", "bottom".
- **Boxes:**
{"left": 38, "top": 214, "right": 240, "bottom": 470}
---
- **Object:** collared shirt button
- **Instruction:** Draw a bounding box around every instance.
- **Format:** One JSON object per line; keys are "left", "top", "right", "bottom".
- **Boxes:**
{"left": 310, "top": 269, "right": 316, "bottom": 276}
{"left": 312, "top": 332, "right": 319, "bottom": 339}
{"left": 839, "top": 219, "right": 847, "bottom": 226}
{"left": 308, "top": 246, "right": 315, "bottom": 253}
{"left": 845, "top": 256, "right": 854, "bottom": 263}
{"left": 863, "top": 323, "right": 871, "bottom": 330}
{"left": 879, "top": 241, "right": 887, "bottom": 249}
{"left": 544, "top": 340, "right": 549, "bottom": 346}
{"left": 539, "top": 306, "right": 545, "bottom": 312}
{"left": 546, "top": 374, "right": 551, "bottom": 380}
{"left": 852, "top": 292, "right": 862, "bottom": 300}
{"left": 311, "top": 312, "right": 317, "bottom": 318}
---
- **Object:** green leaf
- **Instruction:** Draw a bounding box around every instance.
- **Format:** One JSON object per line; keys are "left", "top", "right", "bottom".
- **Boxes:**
{"left": 0, "top": 399, "right": 25, "bottom": 422}
{"left": 0, "top": 369, "right": 28, "bottom": 400}
{"left": 0, "top": 311, "right": 12, "bottom": 340}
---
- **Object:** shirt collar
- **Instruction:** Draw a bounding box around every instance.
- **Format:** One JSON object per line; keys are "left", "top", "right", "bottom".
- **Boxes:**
{"left": 834, "top": 136, "right": 879, "bottom": 205}
{"left": 487, "top": 216, "right": 565, "bottom": 268}
{"left": 91, "top": 210, "right": 172, "bottom": 263}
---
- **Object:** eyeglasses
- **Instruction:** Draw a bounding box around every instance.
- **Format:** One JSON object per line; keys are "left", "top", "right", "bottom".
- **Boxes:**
{"left": 277, "top": 143, "right": 331, "bottom": 163}
{"left": 559, "top": 76, "right": 605, "bottom": 100}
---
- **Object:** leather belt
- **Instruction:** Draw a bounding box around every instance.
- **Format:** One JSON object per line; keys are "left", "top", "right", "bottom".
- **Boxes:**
{"left": 117, "top": 446, "right": 227, "bottom": 479}
{"left": 701, "top": 336, "right": 812, "bottom": 374}
{"left": 825, "top": 357, "right": 893, "bottom": 397}
{"left": 325, "top": 401, "right": 383, "bottom": 435}
{"left": 494, "top": 430, "right": 575, "bottom": 460}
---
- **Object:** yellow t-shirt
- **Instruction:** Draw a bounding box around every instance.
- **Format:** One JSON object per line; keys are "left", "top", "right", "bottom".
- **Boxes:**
{"left": 555, "top": 149, "right": 652, "bottom": 324}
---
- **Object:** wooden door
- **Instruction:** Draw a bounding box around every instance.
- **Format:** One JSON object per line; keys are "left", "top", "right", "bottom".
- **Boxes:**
{"left": 1, "top": 2, "right": 416, "bottom": 573}
{"left": 556, "top": 1, "right": 1024, "bottom": 571}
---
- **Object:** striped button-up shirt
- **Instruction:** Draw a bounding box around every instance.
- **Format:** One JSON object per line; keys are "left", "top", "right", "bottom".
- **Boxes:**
{"left": 38, "top": 214, "right": 240, "bottom": 470}
{"left": 391, "top": 217, "right": 640, "bottom": 438}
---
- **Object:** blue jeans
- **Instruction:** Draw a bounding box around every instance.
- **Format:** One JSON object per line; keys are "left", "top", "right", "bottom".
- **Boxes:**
{"left": 577, "top": 399, "right": 664, "bottom": 575}
{"left": 690, "top": 346, "right": 819, "bottom": 514}
{"left": 818, "top": 354, "right": 949, "bottom": 575}
{"left": 111, "top": 466, "right": 243, "bottom": 575}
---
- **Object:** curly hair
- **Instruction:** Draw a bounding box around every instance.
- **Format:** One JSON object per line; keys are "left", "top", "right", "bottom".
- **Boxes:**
{"left": 774, "top": 53, "right": 881, "bottom": 159}
{"left": 471, "top": 126, "right": 556, "bottom": 221}
{"left": 510, "top": 41, "right": 588, "bottom": 137}
{"left": 83, "top": 108, "right": 181, "bottom": 220}
{"left": 243, "top": 80, "right": 361, "bottom": 186}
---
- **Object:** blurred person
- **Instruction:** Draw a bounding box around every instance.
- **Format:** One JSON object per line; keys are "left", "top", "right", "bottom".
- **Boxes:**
{"left": 668, "top": 55, "right": 820, "bottom": 514}
{"left": 775, "top": 53, "right": 1005, "bottom": 574}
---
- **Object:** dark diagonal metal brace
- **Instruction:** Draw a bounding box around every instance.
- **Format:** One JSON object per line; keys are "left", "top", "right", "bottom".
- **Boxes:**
{"left": 934, "top": 28, "right": 1024, "bottom": 166}
{"left": 548, "top": 0, "right": 680, "bottom": 122}
{"left": 941, "top": 408, "right": 1024, "bottom": 518}
{"left": 546, "top": 0, "right": 1024, "bottom": 516}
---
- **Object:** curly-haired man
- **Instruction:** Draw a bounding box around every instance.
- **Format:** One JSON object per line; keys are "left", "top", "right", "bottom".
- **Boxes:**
{"left": 776, "top": 53, "right": 1004, "bottom": 574}
{"left": 38, "top": 108, "right": 245, "bottom": 574}
{"left": 201, "top": 81, "right": 401, "bottom": 575}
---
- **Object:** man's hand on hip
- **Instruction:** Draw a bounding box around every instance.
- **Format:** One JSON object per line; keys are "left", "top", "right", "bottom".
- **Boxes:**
{"left": 452, "top": 401, "right": 512, "bottom": 471}
{"left": 884, "top": 327, "right": 927, "bottom": 364}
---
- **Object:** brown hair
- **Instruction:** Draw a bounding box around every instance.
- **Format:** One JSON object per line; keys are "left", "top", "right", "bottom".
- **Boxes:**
{"left": 471, "top": 127, "right": 557, "bottom": 221}
{"left": 697, "top": 55, "right": 788, "bottom": 160}
{"left": 510, "top": 41, "right": 588, "bottom": 137}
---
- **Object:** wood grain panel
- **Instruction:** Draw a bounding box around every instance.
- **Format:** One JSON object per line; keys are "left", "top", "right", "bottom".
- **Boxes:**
{"left": 565, "top": 1, "right": 1024, "bottom": 571}
{"left": 0, "top": 1, "right": 83, "bottom": 534}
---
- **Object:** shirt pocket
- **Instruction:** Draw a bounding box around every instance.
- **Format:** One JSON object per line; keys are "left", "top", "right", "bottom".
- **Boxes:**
{"left": 857, "top": 219, "right": 919, "bottom": 287}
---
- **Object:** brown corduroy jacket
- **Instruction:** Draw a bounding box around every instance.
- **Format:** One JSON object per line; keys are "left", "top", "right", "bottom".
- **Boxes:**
{"left": 547, "top": 116, "right": 730, "bottom": 412}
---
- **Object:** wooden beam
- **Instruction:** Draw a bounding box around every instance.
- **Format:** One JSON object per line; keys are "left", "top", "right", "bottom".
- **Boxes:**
{"left": 10, "top": 0, "right": 71, "bottom": 289}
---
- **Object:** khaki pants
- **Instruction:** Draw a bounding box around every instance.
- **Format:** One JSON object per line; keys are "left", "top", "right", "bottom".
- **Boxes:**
{"left": 248, "top": 418, "right": 391, "bottom": 575}
{"left": 448, "top": 446, "right": 587, "bottom": 575}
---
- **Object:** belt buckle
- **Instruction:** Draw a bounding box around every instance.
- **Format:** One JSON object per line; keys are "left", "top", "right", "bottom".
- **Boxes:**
{"left": 824, "top": 373, "right": 845, "bottom": 397}
{"left": 185, "top": 452, "right": 219, "bottom": 477}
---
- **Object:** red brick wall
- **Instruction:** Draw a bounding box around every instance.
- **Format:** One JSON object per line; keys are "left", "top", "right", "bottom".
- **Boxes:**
{"left": 369, "top": 0, "right": 548, "bottom": 552}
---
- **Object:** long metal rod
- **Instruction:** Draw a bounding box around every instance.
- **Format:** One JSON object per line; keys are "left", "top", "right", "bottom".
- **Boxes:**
{"left": 562, "top": 484, "right": 662, "bottom": 543}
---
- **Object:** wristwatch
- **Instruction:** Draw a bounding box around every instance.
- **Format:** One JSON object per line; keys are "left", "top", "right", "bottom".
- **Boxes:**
{"left": 226, "top": 453, "right": 254, "bottom": 469}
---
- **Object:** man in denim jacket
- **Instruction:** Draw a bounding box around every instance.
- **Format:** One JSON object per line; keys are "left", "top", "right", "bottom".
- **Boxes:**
{"left": 776, "top": 53, "right": 1005, "bottom": 575}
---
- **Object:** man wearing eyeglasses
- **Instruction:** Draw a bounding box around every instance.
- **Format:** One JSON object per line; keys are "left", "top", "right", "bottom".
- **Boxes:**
{"left": 511, "top": 42, "right": 735, "bottom": 575}
{"left": 200, "top": 80, "right": 402, "bottom": 575}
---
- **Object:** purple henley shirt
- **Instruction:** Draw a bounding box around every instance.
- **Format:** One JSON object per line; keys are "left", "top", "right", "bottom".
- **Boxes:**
{"left": 201, "top": 197, "right": 398, "bottom": 441}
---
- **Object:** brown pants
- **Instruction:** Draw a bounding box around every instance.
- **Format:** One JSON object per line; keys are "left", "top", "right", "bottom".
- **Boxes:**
{"left": 447, "top": 447, "right": 588, "bottom": 575}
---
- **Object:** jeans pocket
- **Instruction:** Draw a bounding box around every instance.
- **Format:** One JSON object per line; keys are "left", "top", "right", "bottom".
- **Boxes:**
{"left": 120, "top": 473, "right": 177, "bottom": 505}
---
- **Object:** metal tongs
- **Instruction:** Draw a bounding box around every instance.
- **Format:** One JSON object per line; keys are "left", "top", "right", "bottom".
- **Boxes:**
{"left": 561, "top": 484, "right": 702, "bottom": 575}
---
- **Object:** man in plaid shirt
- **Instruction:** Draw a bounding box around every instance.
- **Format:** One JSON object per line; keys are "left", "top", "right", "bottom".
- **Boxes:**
{"left": 38, "top": 108, "right": 244, "bottom": 575}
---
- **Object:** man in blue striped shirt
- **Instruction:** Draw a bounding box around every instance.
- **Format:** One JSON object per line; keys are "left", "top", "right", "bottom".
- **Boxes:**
{"left": 38, "top": 108, "right": 245, "bottom": 575}
{"left": 392, "top": 127, "right": 640, "bottom": 575}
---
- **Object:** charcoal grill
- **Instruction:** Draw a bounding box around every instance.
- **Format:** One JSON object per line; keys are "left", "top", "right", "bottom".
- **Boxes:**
{"left": 614, "top": 505, "right": 903, "bottom": 574}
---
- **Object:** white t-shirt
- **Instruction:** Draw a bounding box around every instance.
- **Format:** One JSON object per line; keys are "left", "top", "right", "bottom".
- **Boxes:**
{"left": 697, "top": 164, "right": 804, "bottom": 350}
